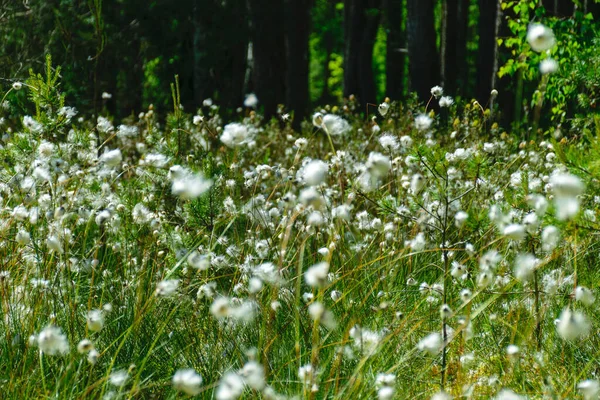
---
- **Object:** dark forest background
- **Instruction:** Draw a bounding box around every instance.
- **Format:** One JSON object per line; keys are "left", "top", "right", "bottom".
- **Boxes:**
{"left": 0, "top": 0, "right": 599, "bottom": 130}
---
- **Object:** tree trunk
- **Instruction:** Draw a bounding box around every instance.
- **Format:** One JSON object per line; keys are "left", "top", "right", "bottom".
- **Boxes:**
{"left": 358, "top": 0, "right": 381, "bottom": 105}
{"left": 218, "top": 0, "right": 248, "bottom": 113}
{"left": 542, "top": 0, "right": 575, "bottom": 16}
{"left": 248, "top": 0, "right": 286, "bottom": 121}
{"left": 285, "top": 0, "right": 312, "bottom": 130}
{"left": 343, "top": 0, "right": 365, "bottom": 99}
{"left": 384, "top": 0, "right": 405, "bottom": 100}
{"left": 193, "top": 0, "right": 217, "bottom": 106}
{"left": 344, "top": 0, "right": 381, "bottom": 105}
{"left": 407, "top": 0, "right": 439, "bottom": 103}
{"left": 442, "top": 0, "right": 469, "bottom": 97}
{"left": 476, "top": 0, "right": 499, "bottom": 105}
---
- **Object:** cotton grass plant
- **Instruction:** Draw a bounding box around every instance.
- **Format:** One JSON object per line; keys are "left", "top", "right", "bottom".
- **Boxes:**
{"left": 0, "top": 45, "right": 600, "bottom": 399}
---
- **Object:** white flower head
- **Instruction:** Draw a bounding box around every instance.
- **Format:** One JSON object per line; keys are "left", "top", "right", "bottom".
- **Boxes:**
{"left": 527, "top": 23, "right": 556, "bottom": 52}
{"left": 439, "top": 96, "right": 454, "bottom": 108}
{"left": 87, "top": 309, "right": 105, "bottom": 332}
{"left": 172, "top": 369, "right": 203, "bottom": 396}
{"left": 378, "top": 102, "right": 390, "bottom": 116}
{"left": 556, "top": 308, "right": 590, "bottom": 340}
{"left": 100, "top": 148, "right": 122, "bottom": 168}
{"left": 302, "top": 159, "right": 329, "bottom": 186}
{"left": 305, "top": 262, "right": 329, "bottom": 287}
{"left": 430, "top": 85, "right": 443, "bottom": 98}
{"left": 221, "top": 123, "right": 254, "bottom": 148}
{"left": 550, "top": 173, "right": 584, "bottom": 220}
{"left": 156, "top": 279, "right": 179, "bottom": 297}
{"left": 414, "top": 114, "right": 433, "bottom": 131}
{"left": 322, "top": 114, "right": 351, "bottom": 136}
{"left": 216, "top": 372, "right": 244, "bottom": 400}
{"left": 171, "top": 172, "right": 213, "bottom": 200}
{"left": 244, "top": 93, "right": 258, "bottom": 108}
{"left": 503, "top": 224, "right": 526, "bottom": 241}
{"left": 109, "top": 370, "right": 128, "bottom": 387}
{"left": 36, "top": 325, "right": 69, "bottom": 355}
{"left": 578, "top": 380, "right": 600, "bottom": 400}
{"left": 540, "top": 58, "right": 559, "bottom": 74}
{"left": 366, "top": 152, "right": 391, "bottom": 178}
{"left": 575, "top": 286, "right": 595, "bottom": 307}
{"left": 417, "top": 332, "right": 443, "bottom": 355}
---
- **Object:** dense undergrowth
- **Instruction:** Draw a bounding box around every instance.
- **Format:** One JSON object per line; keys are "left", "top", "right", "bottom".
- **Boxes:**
{"left": 1, "top": 33, "right": 600, "bottom": 400}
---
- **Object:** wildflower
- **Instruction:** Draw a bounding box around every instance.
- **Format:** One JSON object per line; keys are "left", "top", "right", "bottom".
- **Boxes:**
{"left": 431, "top": 85, "right": 443, "bottom": 98}
{"left": 87, "top": 309, "right": 105, "bottom": 332}
{"left": 407, "top": 232, "right": 426, "bottom": 252}
{"left": 302, "top": 159, "right": 329, "bottom": 186}
{"left": 36, "top": 325, "right": 69, "bottom": 355}
{"left": 221, "top": 123, "right": 254, "bottom": 148}
{"left": 216, "top": 372, "right": 244, "bottom": 400}
{"left": 575, "top": 286, "right": 595, "bottom": 307}
{"left": 172, "top": 369, "right": 203, "bottom": 396}
{"left": 506, "top": 344, "right": 519, "bottom": 358}
{"left": 100, "top": 148, "right": 123, "bottom": 168}
{"left": 550, "top": 173, "right": 584, "bottom": 220}
{"left": 156, "top": 279, "right": 179, "bottom": 297}
{"left": 321, "top": 114, "right": 351, "bottom": 136}
{"left": 541, "top": 226, "right": 560, "bottom": 252}
{"left": 577, "top": 380, "right": 600, "bottom": 400}
{"left": 417, "top": 332, "right": 443, "bottom": 355}
{"left": 378, "top": 102, "right": 390, "bottom": 116}
{"left": 366, "top": 152, "right": 391, "bottom": 178}
{"left": 244, "top": 93, "right": 258, "bottom": 108}
{"left": 210, "top": 297, "right": 231, "bottom": 318}
{"left": 527, "top": 23, "right": 556, "bottom": 52}
{"left": 96, "top": 116, "right": 114, "bottom": 133}
{"left": 299, "top": 187, "right": 325, "bottom": 210}
{"left": 414, "top": 114, "right": 433, "bottom": 131}
{"left": 378, "top": 134, "right": 399, "bottom": 151}
{"left": 102, "top": 92, "right": 112, "bottom": 99}
{"left": 514, "top": 253, "right": 538, "bottom": 282}
{"left": 330, "top": 290, "right": 342, "bottom": 301}
{"left": 540, "top": 58, "right": 558, "bottom": 74}
{"left": 440, "top": 304, "right": 452, "bottom": 318}
{"left": 495, "top": 389, "right": 525, "bottom": 400}
{"left": 460, "top": 289, "right": 472, "bottom": 303}
{"left": 439, "top": 96, "right": 454, "bottom": 108}
{"left": 12, "top": 82, "right": 22, "bottom": 91}
{"left": 188, "top": 251, "right": 210, "bottom": 270}
{"left": 410, "top": 173, "right": 425, "bottom": 194}
{"left": 46, "top": 236, "right": 64, "bottom": 254}
{"left": 77, "top": 339, "right": 94, "bottom": 354}
{"left": 240, "top": 361, "right": 266, "bottom": 391}
{"left": 477, "top": 271, "right": 494, "bottom": 288}
{"left": 454, "top": 211, "right": 468, "bottom": 228}
{"left": 312, "top": 112, "right": 323, "bottom": 128}
{"left": 15, "top": 230, "right": 31, "bottom": 245}
{"left": 298, "top": 364, "right": 315, "bottom": 385}
{"left": 109, "top": 370, "right": 128, "bottom": 387}
{"left": 171, "top": 172, "right": 213, "bottom": 200}
{"left": 556, "top": 308, "right": 590, "bottom": 340}
{"left": 305, "top": 262, "right": 329, "bottom": 287}
{"left": 522, "top": 212, "right": 539, "bottom": 233}
{"left": 378, "top": 387, "right": 395, "bottom": 400}
{"left": 431, "top": 392, "right": 452, "bottom": 400}
{"left": 88, "top": 349, "right": 100, "bottom": 365}
{"left": 503, "top": 224, "right": 526, "bottom": 241}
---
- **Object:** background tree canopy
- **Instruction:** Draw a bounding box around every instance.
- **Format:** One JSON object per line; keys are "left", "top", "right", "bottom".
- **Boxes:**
{"left": 0, "top": 0, "right": 599, "bottom": 130}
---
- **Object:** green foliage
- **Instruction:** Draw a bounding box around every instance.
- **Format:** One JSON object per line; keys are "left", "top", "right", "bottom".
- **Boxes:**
{"left": 498, "top": 0, "right": 600, "bottom": 131}
{"left": 26, "top": 55, "right": 65, "bottom": 118}
{"left": 373, "top": 26, "right": 387, "bottom": 100}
